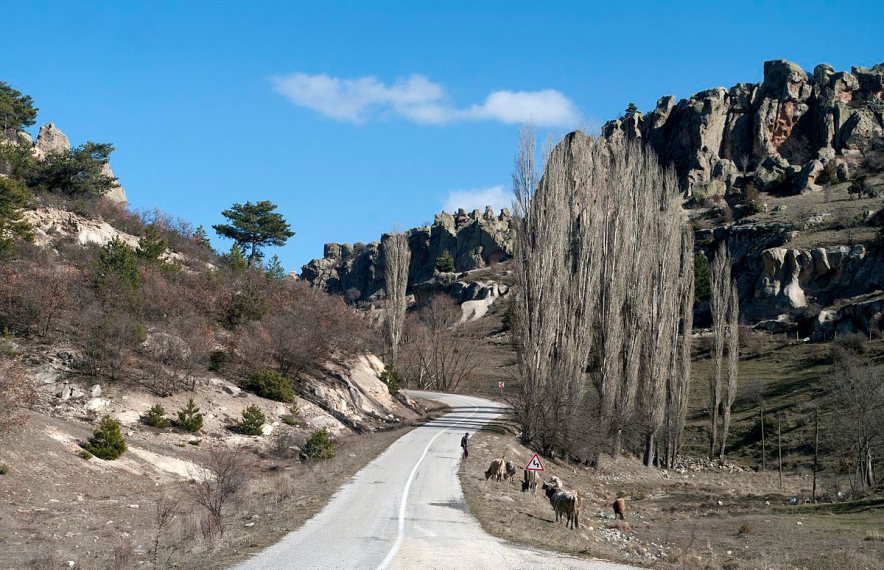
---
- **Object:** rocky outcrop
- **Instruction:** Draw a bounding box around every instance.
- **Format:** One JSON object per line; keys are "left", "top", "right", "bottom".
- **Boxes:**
{"left": 2, "top": 122, "right": 127, "bottom": 205}
{"left": 22, "top": 206, "right": 141, "bottom": 249}
{"left": 752, "top": 245, "right": 884, "bottom": 316}
{"left": 603, "top": 60, "right": 884, "bottom": 195}
{"left": 33, "top": 123, "right": 71, "bottom": 158}
{"left": 301, "top": 206, "right": 513, "bottom": 300}
{"left": 412, "top": 273, "right": 511, "bottom": 322}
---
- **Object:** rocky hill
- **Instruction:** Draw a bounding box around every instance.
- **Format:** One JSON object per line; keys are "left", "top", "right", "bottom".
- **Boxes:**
{"left": 301, "top": 206, "right": 512, "bottom": 301}
{"left": 602, "top": 59, "right": 884, "bottom": 196}
{"left": 301, "top": 60, "right": 884, "bottom": 336}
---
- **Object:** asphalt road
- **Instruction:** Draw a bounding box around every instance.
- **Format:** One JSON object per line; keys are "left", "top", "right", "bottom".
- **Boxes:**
{"left": 232, "top": 391, "right": 638, "bottom": 570}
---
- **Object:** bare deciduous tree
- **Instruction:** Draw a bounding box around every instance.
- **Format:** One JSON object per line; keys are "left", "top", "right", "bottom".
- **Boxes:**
{"left": 383, "top": 231, "right": 410, "bottom": 362}
{"left": 189, "top": 449, "right": 248, "bottom": 540}
{"left": 401, "top": 295, "right": 480, "bottom": 393}
{"left": 825, "top": 350, "right": 884, "bottom": 493}
{"left": 510, "top": 128, "right": 690, "bottom": 462}
{"left": 709, "top": 241, "right": 733, "bottom": 459}
{"left": 719, "top": 281, "right": 740, "bottom": 463}
{"left": 0, "top": 359, "right": 36, "bottom": 435}
{"left": 709, "top": 241, "right": 740, "bottom": 462}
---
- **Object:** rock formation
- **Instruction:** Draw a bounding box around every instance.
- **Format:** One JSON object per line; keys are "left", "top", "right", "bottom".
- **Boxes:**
{"left": 602, "top": 60, "right": 884, "bottom": 196}
{"left": 2, "top": 122, "right": 128, "bottom": 205}
{"left": 301, "top": 206, "right": 512, "bottom": 300}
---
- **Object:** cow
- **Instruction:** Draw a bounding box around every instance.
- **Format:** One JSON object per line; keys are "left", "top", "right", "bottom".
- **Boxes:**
{"left": 521, "top": 468, "right": 538, "bottom": 496}
{"left": 484, "top": 458, "right": 505, "bottom": 481}
{"left": 503, "top": 461, "right": 517, "bottom": 483}
{"left": 613, "top": 498, "right": 626, "bottom": 520}
{"left": 542, "top": 479, "right": 580, "bottom": 530}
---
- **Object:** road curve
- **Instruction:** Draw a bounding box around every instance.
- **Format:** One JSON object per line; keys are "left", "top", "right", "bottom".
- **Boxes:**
{"left": 232, "top": 391, "right": 638, "bottom": 570}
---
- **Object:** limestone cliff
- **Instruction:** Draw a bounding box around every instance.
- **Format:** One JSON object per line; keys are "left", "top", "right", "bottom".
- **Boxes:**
{"left": 300, "top": 206, "right": 512, "bottom": 300}
{"left": 603, "top": 60, "right": 884, "bottom": 196}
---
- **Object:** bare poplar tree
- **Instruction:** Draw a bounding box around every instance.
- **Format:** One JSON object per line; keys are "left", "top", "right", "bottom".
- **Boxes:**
{"left": 719, "top": 282, "right": 740, "bottom": 463}
{"left": 383, "top": 231, "right": 410, "bottom": 362}
{"left": 709, "top": 241, "right": 733, "bottom": 459}
{"left": 511, "top": 128, "right": 690, "bottom": 461}
{"left": 511, "top": 126, "right": 569, "bottom": 447}
{"left": 663, "top": 227, "right": 695, "bottom": 467}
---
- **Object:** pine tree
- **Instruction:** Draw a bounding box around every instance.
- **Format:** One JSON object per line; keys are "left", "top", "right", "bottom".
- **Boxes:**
{"left": 221, "top": 244, "right": 248, "bottom": 272}
{"left": 95, "top": 237, "right": 140, "bottom": 291}
{"left": 137, "top": 224, "right": 169, "bottom": 262}
{"left": 435, "top": 250, "right": 455, "bottom": 273}
{"left": 193, "top": 225, "right": 212, "bottom": 249}
{"left": 176, "top": 399, "right": 204, "bottom": 433}
{"left": 264, "top": 255, "right": 286, "bottom": 283}
{"left": 240, "top": 405, "right": 266, "bottom": 436}
{"left": 302, "top": 428, "right": 336, "bottom": 461}
{"left": 0, "top": 177, "right": 32, "bottom": 258}
{"left": 142, "top": 404, "right": 171, "bottom": 428}
{"left": 212, "top": 200, "right": 294, "bottom": 266}
{"left": 0, "top": 81, "right": 38, "bottom": 131}
{"left": 82, "top": 416, "right": 127, "bottom": 460}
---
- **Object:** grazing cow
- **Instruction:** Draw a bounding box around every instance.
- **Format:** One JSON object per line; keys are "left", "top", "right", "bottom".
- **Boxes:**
{"left": 613, "top": 498, "right": 626, "bottom": 520}
{"left": 484, "top": 458, "right": 505, "bottom": 481}
{"left": 542, "top": 479, "right": 580, "bottom": 530}
{"left": 521, "top": 468, "right": 538, "bottom": 496}
{"left": 503, "top": 461, "right": 517, "bottom": 483}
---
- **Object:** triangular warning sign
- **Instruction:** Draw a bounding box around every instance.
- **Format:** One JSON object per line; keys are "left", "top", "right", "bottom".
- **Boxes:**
{"left": 525, "top": 453, "right": 545, "bottom": 472}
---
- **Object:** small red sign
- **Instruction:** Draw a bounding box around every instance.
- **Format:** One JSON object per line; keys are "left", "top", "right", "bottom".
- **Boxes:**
{"left": 525, "top": 453, "right": 545, "bottom": 472}
{"left": 498, "top": 381, "right": 505, "bottom": 388}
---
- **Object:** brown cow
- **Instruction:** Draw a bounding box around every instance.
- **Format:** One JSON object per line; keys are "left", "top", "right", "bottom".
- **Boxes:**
{"left": 484, "top": 458, "right": 505, "bottom": 481}
{"left": 521, "top": 468, "right": 538, "bottom": 496}
{"left": 613, "top": 498, "right": 626, "bottom": 520}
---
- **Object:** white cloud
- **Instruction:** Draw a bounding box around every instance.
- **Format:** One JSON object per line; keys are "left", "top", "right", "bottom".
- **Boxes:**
{"left": 463, "top": 90, "right": 580, "bottom": 126}
{"left": 270, "top": 72, "right": 580, "bottom": 127}
{"left": 442, "top": 185, "right": 512, "bottom": 214}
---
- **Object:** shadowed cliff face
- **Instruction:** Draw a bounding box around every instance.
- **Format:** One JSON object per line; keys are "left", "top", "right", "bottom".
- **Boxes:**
{"left": 602, "top": 59, "right": 884, "bottom": 196}
{"left": 300, "top": 206, "right": 512, "bottom": 301}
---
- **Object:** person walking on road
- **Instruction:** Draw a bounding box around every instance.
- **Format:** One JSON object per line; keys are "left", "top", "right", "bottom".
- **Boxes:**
{"left": 461, "top": 432, "right": 469, "bottom": 458}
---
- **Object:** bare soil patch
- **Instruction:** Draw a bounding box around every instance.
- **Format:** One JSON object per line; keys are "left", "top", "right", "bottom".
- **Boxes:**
{"left": 0, "top": 403, "right": 444, "bottom": 570}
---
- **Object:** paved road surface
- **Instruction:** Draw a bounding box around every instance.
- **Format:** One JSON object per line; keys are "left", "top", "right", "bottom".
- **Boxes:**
{"left": 232, "top": 391, "right": 638, "bottom": 570}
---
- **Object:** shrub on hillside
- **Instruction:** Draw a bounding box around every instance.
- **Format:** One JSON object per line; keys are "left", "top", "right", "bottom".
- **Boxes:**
{"left": 240, "top": 405, "right": 266, "bottom": 436}
{"left": 378, "top": 365, "right": 400, "bottom": 396}
{"left": 94, "top": 237, "right": 140, "bottom": 292}
{"left": 136, "top": 223, "right": 169, "bottom": 263}
{"left": 242, "top": 369, "right": 294, "bottom": 402}
{"left": 82, "top": 416, "right": 127, "bottom": 460}
{"left": 175, "top": 399, "right": 204, "bottom": 433}
{"left": 301, "top": 428, "right": 335, "bottom": 461}
{"left": 0, "top": 359, "right": 36, "bottom": 434}
{"left": 435, "top": 250, "right": 455, "bottom": 273}
{"left": 0, "top": 176, "right": 33, "bottom": 259}
{"left": 142, "top": 404, "right": 171, "bottom": 428}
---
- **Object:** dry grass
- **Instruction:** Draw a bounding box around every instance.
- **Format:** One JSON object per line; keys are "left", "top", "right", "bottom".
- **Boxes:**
{"left": 459, "top": 427, "right": 884, "bottom": 570}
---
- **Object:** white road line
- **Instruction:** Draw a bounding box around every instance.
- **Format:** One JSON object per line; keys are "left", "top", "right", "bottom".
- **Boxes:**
{"left": 374, "top": 395, "right": 486, "bottom": 570}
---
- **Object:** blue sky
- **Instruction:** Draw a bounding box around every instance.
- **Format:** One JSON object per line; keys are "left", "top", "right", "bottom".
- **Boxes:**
{"left": 3, "top": 1, "right": 882, "bottom": 271}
